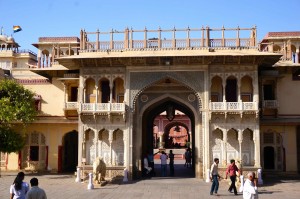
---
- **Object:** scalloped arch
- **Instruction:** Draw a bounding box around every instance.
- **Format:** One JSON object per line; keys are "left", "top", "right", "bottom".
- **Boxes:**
{"left": 130, "top": 71, "right": 203, "bottom": 111}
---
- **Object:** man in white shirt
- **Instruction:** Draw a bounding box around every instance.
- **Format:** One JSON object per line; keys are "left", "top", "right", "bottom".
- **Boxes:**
{"left": 243, "top": 172, "right": 258, "bottom": 199}
{"left": 143, "top": 155, "right": 152, "bottom": 175}
{"left": 26, "top": 178, "right": 47, "bottom": 199}
{"left": 210, "top": 158, "right": 220, "bottom": 195}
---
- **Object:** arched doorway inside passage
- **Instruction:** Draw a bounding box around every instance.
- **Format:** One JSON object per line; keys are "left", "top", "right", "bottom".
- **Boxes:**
{"left": 61, "top": 130, "right": 78, "bottom": 173}
{"left": 141, "top": 98, "right": 196, "bottom": 178}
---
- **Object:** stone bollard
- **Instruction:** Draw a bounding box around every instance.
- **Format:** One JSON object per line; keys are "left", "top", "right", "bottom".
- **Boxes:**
{"left": 87, "top": 173, "right": 94, "bottom": 189}
{"left": 205, "top": 169, "right": 210, "bottom": 183}
{"left": 75, "top": 167, "right": 81, "bottom": 182}
{"left": 123, "top": 168, "right": 128, "bottom": 182}
{"left": 239, "top": 175, "right": 244, "bottom": 192}
{"left": 257, "top": 168, "right": 263, "bottom": 185}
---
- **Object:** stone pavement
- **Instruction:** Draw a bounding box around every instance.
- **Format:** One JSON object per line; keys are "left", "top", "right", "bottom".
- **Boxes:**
{"left": 1, "top": 163, "right": 300, "bottom": 199}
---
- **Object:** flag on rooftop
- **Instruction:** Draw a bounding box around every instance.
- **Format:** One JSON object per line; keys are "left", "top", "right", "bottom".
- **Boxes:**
{"left": 13, "top": 25, "right": 22, "bottom": 33}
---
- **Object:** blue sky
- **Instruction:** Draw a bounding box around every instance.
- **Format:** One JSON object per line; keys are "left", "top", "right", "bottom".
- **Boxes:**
{"left": 1, "top": 0, "right": 300, "bottom": 51}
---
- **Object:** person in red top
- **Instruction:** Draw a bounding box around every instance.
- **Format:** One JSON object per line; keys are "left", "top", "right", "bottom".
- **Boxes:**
{"left": 225, "top": 159, "right": 240, "bottom": 195}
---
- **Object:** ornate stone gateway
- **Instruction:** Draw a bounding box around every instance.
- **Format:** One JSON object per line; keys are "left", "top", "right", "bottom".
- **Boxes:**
{"left": 130, "top": 72, "right": 204, "bottom": 178}
{"left": 53, "top": 26, "right": 281, "bottom": 180}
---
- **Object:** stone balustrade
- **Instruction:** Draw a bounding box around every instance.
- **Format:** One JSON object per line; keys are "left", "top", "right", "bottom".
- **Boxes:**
{"left": 262, "top": 100, "right": 278, "bottom": 109}
{"left": 210, "top": 102, "right": 258, "bottom": 111}
{"left": 78, "top": 102, "right": 125, "bottom": 113}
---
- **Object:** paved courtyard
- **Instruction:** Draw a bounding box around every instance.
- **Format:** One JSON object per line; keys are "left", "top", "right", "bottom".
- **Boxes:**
{"left": 1, "top": 162, "right": 300, "bottom": 199}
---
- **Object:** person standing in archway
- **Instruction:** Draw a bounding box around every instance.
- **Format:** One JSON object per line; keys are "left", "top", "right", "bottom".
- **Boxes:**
{"left": 184, "top": 148, "right": 192, "bottom": 168}
{"left": 169, "top": 150, "right": 175, "bottom": 176}
{"left": 160, "top": 151, "right": 168, "bottom": 177}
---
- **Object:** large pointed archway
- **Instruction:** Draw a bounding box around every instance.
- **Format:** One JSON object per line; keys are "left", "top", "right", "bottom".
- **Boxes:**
{"left": 142, "top": 98, "right": 196, "bottom": 177}
{"left": 130, "top": 75, "right": 203, "bottom": 179}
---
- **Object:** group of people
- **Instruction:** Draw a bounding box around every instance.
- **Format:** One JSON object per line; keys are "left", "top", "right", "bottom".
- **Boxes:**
{"left": 9, "top": 172, "right": 47, "bottom": 199}
{"left": 210, "top": 158, "right": 259, "bottom": 199}
{"left": 143, "top": 150, "right": 175, "bottom": 177}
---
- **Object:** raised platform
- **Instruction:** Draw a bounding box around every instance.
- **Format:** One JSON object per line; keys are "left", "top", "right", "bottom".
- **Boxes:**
{"left": 77, "top": 165, "right": 125, "bottom": 181}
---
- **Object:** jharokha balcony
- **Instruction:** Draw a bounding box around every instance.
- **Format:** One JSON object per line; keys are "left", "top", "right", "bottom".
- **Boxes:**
{"left": 209, "top": 101, "right": 258, "bottom": 113}
{"left": 78, "top": 102, "right": 125, "bottom": 113}
{"left": 64, "top": 102, "right": 126, "bottom": 119}
{"left": 64, "top": 102, "right": 125, "bottom": 113}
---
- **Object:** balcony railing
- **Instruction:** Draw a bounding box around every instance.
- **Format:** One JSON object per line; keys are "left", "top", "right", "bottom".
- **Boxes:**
{"left": 79, "top": 102, "right": 125, "bottom": 113}
{"left": 64, "top": 102, "right": 78, "bottom": 110}
{"left": 210, "top": 102, "right": 258, "bottom": 111}
{"left": 262, "top": 100, "right": 278, "bottom": 109}
{"left": 79, "top": 26, "right": 257, "bottom": 52}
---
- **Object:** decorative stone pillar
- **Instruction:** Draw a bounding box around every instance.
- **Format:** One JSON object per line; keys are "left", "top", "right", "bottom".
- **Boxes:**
{"left": 237, "top": 77, "right": 241, "bottom": 102}
{"left": 94, "top": 131, "right": 98, "bottom": 158}
{"left": 78, "top": 124, "right": 83, "bottom": 167}
{"left": 37, "top": 50, "right": 41, "bottom": 68}
{"left": 83, "top": 88, "right": 86, "bottom": 103}
{"left": 296, "top": 48, "right": 299, "bottom": 64}
{"left": 252, "top": 71, "right": 259, "bottom": 106}
{"left": 96, "top": 29, "right": 99, "bottom": 50}
{"left": 124, "top": 28, "right": 129, "bottom": 49}
{"left": 253, "top": 128, "right": 261, "bottom": 167}
{"left": 222, "top": 78, "right": 226, "bottom": 102}
{"left": 123, "top": 131, "right": 127, "bottom": 166}
{"left": 42, "top": 54, "right": 45, "bottom": 68}
{"left": 95, "top": 86, "right": 98, "bottom": 103}
{"left": 222, "top": 130, "right": 228, "bottom": 166}
{"left": 108, "top": 130, "right": 113, "bottom": 165}
{"left": 238, "top": 130, "right": 243, "bottom": 162}
{"left": 46, "top": 55, "right": 49, "bottom": 67}
{"left": 109, "top": 80, "right": 113, "bottom": 103}
{"left": 82, "top": 131, "right": 86, "bottom": 160}
{"left": 144, "top": 27, "right": 147, "bottom": 48}
{"left": 63, "top": 84, "right": 67, "bottom": 106}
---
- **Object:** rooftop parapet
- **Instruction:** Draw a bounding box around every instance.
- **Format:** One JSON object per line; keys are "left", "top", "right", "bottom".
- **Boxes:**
{"left": 79, "top": 26, "right": 257, "bottom": 52}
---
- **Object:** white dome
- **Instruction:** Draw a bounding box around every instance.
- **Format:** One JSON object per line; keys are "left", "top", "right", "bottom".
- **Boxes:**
{"left": 7, "top": 36, "right": 15, "bottom": 42}
{"left": 0, "top": 35, "right": 7, "bottom": 41}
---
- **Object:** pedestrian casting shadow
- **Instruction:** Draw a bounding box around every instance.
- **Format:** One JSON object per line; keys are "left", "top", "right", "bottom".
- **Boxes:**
{"left": 258, "top": 190, "right": 282, "bottom": 194}
{"left": 262, "top": 175, "right": 300, "bottom": 187}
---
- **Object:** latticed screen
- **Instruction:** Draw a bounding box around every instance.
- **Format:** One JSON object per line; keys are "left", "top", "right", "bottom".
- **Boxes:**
{"left": 263, "top": 132, "right": 274, "bottom": 144}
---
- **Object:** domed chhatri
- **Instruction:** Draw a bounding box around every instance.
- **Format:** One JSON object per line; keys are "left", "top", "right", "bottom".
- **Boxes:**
{"left": 0, "top": 34, "right": 7, "bottom": 41}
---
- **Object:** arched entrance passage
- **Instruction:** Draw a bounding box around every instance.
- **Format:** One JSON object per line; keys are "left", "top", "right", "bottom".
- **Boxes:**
{"left": 163, "top": 122, "right": 190, "bottom": 149}
{"left": 264, "top": 146, "right": 275, "bottom": 170}
{"left": 62, "top": 130, "right": 78, "bottom": 172}
{"left": 142, "top": 98, "right": 195, "bottom": 177}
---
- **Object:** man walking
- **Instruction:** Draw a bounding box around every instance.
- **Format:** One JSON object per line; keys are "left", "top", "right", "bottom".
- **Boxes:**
{"left": 210, "top": 158, "right": 220, "bottom": 195}
{"left": 26, "top": 178, "right": 47, "bottom": 199}
{"left": 225, "top": 159, "right": 240, "bottom": 195}
{"left": 243, "top": 172, "right": 258, "bottom": 199}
